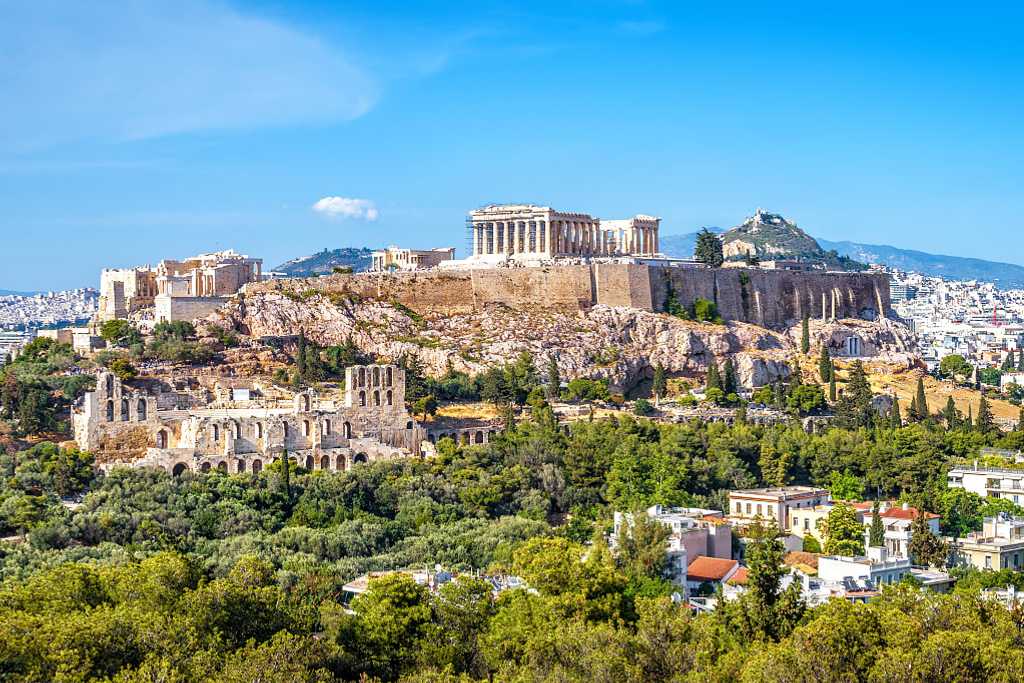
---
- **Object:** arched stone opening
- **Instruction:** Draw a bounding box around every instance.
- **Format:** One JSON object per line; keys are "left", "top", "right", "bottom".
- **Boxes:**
{"left": 386, "top": 390, "right": 393, "bottom": 406}
{"left": 251, "top": 459, "right": 263, "bottom": 474}
{"left": 386, "top": 367, "right": 393, "bottom": 386}
{"left": 217, "top": 461, "right": 228, "bottom": 473}
{"left": 303, "top": 420, "right": 311, "bottom": 437}
{"left": 255, "top": 422, "right": 263, "bottom": 439}
{"left": 336, "top": 454, "right": 346, "bottom": 471}
{"left": 302, "top": 394, "right": 311, "bottom": 412}
{"left": 172, "top": 463, "right": 188, "bottom": 476}
{"left": 236, "top": 459, "right": 246, "bottom": 473}
{"left": 283, "top": 422, "right": 289, "bottom": 438}
{"left": 121, "top": 398, "right": 130, "bottom": 421}
{"left": 358, "top": 367, "right": 366, "bottom": 387}
{"left": 105, "top": 374, "right": 114, "bottom": 397}
{"left": 106, "top": 400, "right": 114, "bottom": 422}
{"left": 354, "top": 453, "right": 368, "bottom": 465}
{"left": 325, "top": 419, "right": 332, "bottom": 435}
{"left": 200, "top": 462, "right": 211, "bottom": 473}
{"left": 475, "top": 431, "right": 484, "bottom": 443}
{"left": 343, "top": 422, "right": 352, "bottom": 438}
{"left": 304, "top": 455, "right": 314, "bottom": 470}
{"left": 212, "top": 424, "right": 220, "bottom": 441}
{"left": 137, "top": 399, "right": 147, "bottom": 421}
{"left": 406, "top": 420, "right": 414, "bottom": 430}
{"left": 156, "top": 430, "right": 168, "bottom": 449}
{"left": 359, "top": 391, "right": 366, "bottom": 407}
{"left": 373, "top": 390, "right": 380, "bottom": 407}
{"left": 372, "top": 366, "right": 380, "bottom": 386}
{"left": 320, "top": 455, "right": 329, "bottom": 470}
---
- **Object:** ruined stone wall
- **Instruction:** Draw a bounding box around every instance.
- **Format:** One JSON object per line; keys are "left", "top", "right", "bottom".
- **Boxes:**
{"left": 245, "top": 265, "right": 890, "bottom": 328}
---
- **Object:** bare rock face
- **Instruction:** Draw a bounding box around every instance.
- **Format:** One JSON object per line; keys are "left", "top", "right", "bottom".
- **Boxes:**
{"left": 213, "top": 292, "right": 910, "bottom": 393}
{"left": 786, "top": 317, "right": 917, "bottom": 365}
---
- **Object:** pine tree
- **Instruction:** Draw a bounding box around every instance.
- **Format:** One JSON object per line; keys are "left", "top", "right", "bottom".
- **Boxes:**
{"left": 977, "top": 397, "right": 996, "bottom": 434}
{"left": 801, "top": 316, "right": 811, "bottom": 355}
{"left": 694, "top": 229, "right": 724, "bottom": 267}
{"left": 706, "top": 359, "right": 722, "bottom": 392}
{"left": 723, "top": 357, "right": 738, "bottom": 395}
{"left": 818, "top": 344, "right": 832, "bottom": 382}
{"left": 652, "top": 362, "right": 667, "bottom": 405}
{"left": 835, "top": 360, "right": 874, "bottom": 428}
{"left": 868, "top": 499, "right": 885, "bottom": 547}
{"left": 890, "top": 398, "right": 902, "bottom": 429}
{"left": 546, "top": 355, "right": 561, "bottom": 400}
{"left": 774, "top": 381, "right": 786, "bottom": 409}
{"left": 914, "top": 378, "right": 929, "bottom": 421}
{"left": 942, "top": 397, "right": 960, "bottom": 430}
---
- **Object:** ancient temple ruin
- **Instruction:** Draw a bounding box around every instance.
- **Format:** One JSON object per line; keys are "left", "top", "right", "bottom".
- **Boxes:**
{"left": 73, "top": 363, "right": 425, "bottom": 474}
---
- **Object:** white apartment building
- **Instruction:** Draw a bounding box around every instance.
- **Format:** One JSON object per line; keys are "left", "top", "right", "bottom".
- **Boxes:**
{"left": 817, "top": 546, "right": 912, "bottom": 588}
{"left": 948, "top": 463, "right": 1024, "bottom": 503}
{"left": 952, "top": 514, "right": 1024, "bottom": 571}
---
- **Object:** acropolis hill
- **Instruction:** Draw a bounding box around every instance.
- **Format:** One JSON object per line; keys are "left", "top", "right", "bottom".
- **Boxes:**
{"left": 244, "top": 262, "right": 891, "bottom": 328}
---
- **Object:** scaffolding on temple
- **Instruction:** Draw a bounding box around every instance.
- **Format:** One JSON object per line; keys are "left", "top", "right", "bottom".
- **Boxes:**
{"left": 465, "top": 214, "right": 476, "bottom": 258}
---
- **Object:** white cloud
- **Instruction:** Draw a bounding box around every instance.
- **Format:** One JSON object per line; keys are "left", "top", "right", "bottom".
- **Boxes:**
{"left": 0, "top": 0, "right": 378, "bottom": 150}
{"left": 312, "top": 197, "right": 379, "bottom": 221}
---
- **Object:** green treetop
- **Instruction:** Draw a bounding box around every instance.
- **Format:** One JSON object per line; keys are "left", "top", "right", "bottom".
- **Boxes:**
{"left": 694, "top": 229, "right": 724, "bottom": 267}
{"left": 821, "top": 503, "right": 865, "bottom": 557}
{"left": 800, "top": 316, "right": 810, "bottom": 355}
{"left": 868, "top": 499, "right": 885, "bottom": 547}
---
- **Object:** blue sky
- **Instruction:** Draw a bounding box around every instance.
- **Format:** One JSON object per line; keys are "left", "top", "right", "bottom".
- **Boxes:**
{"left": 2, "top": 0, "right": 1023, "bottom": 291}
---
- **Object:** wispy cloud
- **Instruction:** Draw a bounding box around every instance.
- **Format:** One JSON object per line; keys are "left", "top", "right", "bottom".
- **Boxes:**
{"left": 312, "top": 197, "right": 379, "bottom": 221}
{"left": 0, "top": 0, "right": 378, "bottom": 150}
{"left": 618, "top": 20, "right": 666, "bottom": 35}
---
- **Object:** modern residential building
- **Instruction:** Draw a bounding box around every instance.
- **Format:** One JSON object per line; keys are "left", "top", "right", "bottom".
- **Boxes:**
{"left": 728, "top": 486, "right": 831, "bottom": 530}
{"left": 817, "top": 546, "right": 912, "bottom": 588}
{"left": 951, "top": 514, "right": 1024, "bottom": 571}
{"left": 369, "top": 246, "right": 456, "bottom": 272}
{"left": 685, "top": 556, "right": 739, "bottom": 594}
{"left": 948, "top": 462, "right": 1024, "bottom": 503}
{"left": 853, "top": 501, "right": 941, "bottom": 559}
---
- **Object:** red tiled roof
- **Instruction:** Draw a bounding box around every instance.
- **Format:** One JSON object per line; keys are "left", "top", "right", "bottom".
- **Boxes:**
{"left": 687, "top": 556, "right": 738, "bottom": 582}
{"left": 726, "top": 567, "right": 749, "bottom": 585}
{"left": 853, "top": 502, "right": 939, "bottom": 520}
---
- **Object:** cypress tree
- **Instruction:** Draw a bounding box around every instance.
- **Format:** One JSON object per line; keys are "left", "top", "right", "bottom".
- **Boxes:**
{"left": 706, "top": 359, "right": 722, "bottom": 392}
{"left": 869, "top": 499, "right": 885, "bottom": 547}
{"left": 818, "top": 344, "right": 832, "bottom": 382}
{"left": 296, "top": 329, "right": 308, "bottom": 380}
{"left": 723, "top": 357, "right": 738, "bottom": 395}
{"left": 942, "top": 397, "right": 960, "bottom": 430}
{"left": 908, "top": 394, "right": 919, "bottom": 423}
{"left": 829, "top": 376, "right": 837, "bottom": 402}
{"left": 836, "top": 360, "right": 874, "bottom": 428}
{"left": 914, "top": 378, "right": 929, "bottom": 421}
{"left": 801, "top": 315, "right": 811, "bottom": 355}
{"left": 965, "top": 404, "right": 974, "bottom": 431}
{"left": 1019, "top": 352, "right": 1024, "bottom": 372}
{"left": 652, "top": 362, "right": 667, "bottom": 405}
{"left": 546, "top": 355, "right": 561, "bottom": 400}
{"left": 1017, "top": 407, "right": 1024, "bottom": 432}
{"left": 774, "top": 380, "right": 786, "bottom": 409}
{"left": 890, "top": 398, "right": 902, "bottom": 429}
{"left": 1003, "top": 350, "right": 1017, "bottom": 372}
{"left": 790, "top": 360, "right": 803, "bottom": 389}
{"left": 977, "top": 397, "right": 996, "bottom": 434}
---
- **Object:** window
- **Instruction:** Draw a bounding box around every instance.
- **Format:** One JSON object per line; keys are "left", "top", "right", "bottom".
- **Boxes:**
{"left": 792, "top": 516, "right": 799, "bottom": 528}
{"left": 106, "top": 400, "right": 114, "bottom": 422}
{"left": 359, "top": 391, "right": 366, "bottom": 407}
{"left": 106, "top": 374, "right": 114, "bottom": 397}
{"left": 746, "top": 503, "right": 751, "bottom": 514}
{"left": 137, "top": 399, "right": 147, "bottom": 421}
{"left": 256, "top": 422, "right": 263, "bottom": 439}
{"left": 386, "top": 390, "right": 393, "bottom": 406}
{"left": 212, "top": 424, "right": 220, "bottom": 441}
{"left": 325, "top": 419, "right": 332, "bottom": 435}
{"left": 985, "top": 555, "right": 992, "bottom": 569}
{"left": 735, "top": 502, "right": 742, "bottom": 513}
{"left": 756, "top": 504, "right": 763, "bottom": 516}
{"left": 121, "top": 399, "right": 130, "bottom": 421}
{"left": 804, "top": 518, "right": 809, "bottom": 530}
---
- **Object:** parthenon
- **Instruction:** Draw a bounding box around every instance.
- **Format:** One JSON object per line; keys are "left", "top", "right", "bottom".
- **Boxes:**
{"left": 468, "top": 204, "right": 660, "bottom": 261}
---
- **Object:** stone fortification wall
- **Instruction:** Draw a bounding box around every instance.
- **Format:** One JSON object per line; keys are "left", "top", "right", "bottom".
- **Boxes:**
{"left": 246, "top": 265, "right": 889, "bottom": 328}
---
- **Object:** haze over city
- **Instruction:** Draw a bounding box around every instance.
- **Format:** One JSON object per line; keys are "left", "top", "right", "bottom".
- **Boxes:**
{"left": 3, "top": 0, "right": 1024, "bottom": 291}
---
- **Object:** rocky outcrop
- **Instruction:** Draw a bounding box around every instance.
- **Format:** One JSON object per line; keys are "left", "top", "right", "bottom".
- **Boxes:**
{"left": 211, "top": 291, "right": 908, "bottom": 394}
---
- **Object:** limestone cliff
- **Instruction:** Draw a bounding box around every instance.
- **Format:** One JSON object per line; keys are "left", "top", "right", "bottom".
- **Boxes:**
{"left": 212, "top": 291, "right": 914, "bottom": 393}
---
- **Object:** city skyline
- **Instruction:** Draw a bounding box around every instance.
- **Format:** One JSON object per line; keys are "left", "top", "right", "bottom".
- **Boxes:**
{"left": 3, "top": 1, "right": 1024, "bottom": 291}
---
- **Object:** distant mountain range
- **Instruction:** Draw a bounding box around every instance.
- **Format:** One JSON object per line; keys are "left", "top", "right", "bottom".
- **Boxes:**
{"left": 0, "top": 289, "right": 39, "bottom": 297}
{"left": 274, "top": 248, "right": 373, "bottom": 276}
{"left": 661, "top": 215, "right": 1024, "bottom": 288}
